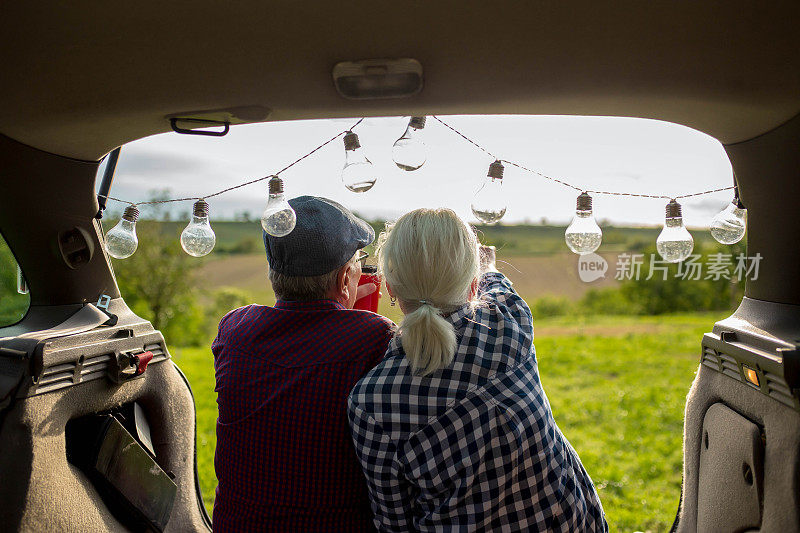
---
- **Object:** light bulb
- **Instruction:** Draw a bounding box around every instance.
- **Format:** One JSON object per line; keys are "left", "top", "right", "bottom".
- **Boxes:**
{"left": 471, "top": 160, "right": 507, "bottom": 224}
{"left": 710, "top": 198, "right": 747, "bottom": 244}
{"left": 261, "top": 176, "right": 297, "bottom": 237}
{"left": 181, "top": 199, "right": 216, "bottom": 257}
{"left": 341, "top": 132, "right": 377, "bottom": 192}
{"left": 105, "top": 205, "right": 140, "bottom": 259}
{"left": 657, "top": 200, "right": 694, "bottom": 263}
{"left": 392, "top": 116, "right": 427, "bottom": 171}
{"left": 565, "top": 192, "right": 602, "bottom": 255}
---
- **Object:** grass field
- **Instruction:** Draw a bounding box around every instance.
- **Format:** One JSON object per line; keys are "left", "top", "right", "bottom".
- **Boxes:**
{"left": 172, "top": 311, "right": 725, "bottom": 532}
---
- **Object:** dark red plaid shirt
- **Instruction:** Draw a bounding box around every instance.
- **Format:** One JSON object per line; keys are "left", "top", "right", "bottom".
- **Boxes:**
{"left": 211, "top": 300, "right": 395, "bottom": 532}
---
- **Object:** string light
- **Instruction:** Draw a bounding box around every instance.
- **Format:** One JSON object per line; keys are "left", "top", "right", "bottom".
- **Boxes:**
{"left": 341, "top": 131, "right": 377, "bottom": 192}
{"left": 99, "top": 118, "right": 363, "bottom": 258}
{"left": 261, "top": 176, "right": 297, "bottom": 237}
{"left": 392, "top": 116, "right": 427, "bottom": 171}
{"left": 710, "top": 195, "right": 747, "bottom": 244}
{"left": 99, "top": 115, "right": 738, "bottom": 262}
{"left": 565, "top": 192, "right": 602, "bottom": 255}
{"left": 432, "top": 116, "right": 738, "bottom": 260}
{"left": 470, "top": 160, "right": 507, "bottom": 224}
{"left": 105, "top": 205, "right": 140, "bottom": 259}
{"left": 181, "top": 199, "right": 216, "bottom": 257}
{"left": 656, "top": 200, "right": 694, "bottom": 263}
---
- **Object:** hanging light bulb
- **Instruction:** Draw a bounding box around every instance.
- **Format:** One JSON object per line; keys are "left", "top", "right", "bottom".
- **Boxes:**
{"left": 710, "top": 196, "right": 747, "bottom": 244}
{"left": 180, "top": 199, "right": 216, "bottom": 257}
{"left": 392, "top": 116, "right": 427, "bottom": 171}
{"left": 105, "top": 205, "right": 140, "bottom": 259}
{"left": 471, "top": 160, "right": 507, "bottom": 224}
{"left": 261, "top": 176, "right": 297, "bottom": 237}
{"left": 341, "top": 131, "right": 377, "bottom": 192}
{"left": 565, "top": 192, "right": 602, "bottom": 255}
{"left": 657, "top": 199, "right": 694, "bottom": 263}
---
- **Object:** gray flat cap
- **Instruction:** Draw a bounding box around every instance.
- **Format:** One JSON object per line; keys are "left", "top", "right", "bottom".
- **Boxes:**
{"left": 263, "top": 195, "right": 374, "bottom": 276}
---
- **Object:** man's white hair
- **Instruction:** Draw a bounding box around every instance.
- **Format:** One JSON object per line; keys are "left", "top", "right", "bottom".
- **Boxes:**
{"left": 269, "top": 253, "right": 358, "bottom": 301}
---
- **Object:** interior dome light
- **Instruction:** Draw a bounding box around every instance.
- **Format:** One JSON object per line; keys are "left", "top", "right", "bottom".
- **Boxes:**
{"left": 333, "top": 58, "right": 423, "bottom": 100}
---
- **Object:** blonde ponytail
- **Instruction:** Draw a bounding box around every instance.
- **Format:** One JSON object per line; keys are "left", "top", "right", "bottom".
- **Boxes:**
{"left": 377, "top": 208, "right": 480, "bottom": 376}
{"left": 398, "top": 303, "right": 457, "bottom": 376}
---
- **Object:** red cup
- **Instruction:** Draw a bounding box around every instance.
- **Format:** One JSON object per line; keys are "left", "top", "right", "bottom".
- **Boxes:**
{"left": 354, "top": 265, "right": 381, "bottom": 312}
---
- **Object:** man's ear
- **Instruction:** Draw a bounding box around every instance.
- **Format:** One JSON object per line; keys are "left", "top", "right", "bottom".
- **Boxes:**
{"left": 338, "top": 261, "right": 361, "bottom": 304}
{"left": 336, "top": 263, "right": 351, "bottom": 301}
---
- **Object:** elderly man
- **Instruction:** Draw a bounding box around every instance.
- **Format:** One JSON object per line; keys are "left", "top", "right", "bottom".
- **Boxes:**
{"left": 211, "top": 196, "right": 395, "bottom": 532}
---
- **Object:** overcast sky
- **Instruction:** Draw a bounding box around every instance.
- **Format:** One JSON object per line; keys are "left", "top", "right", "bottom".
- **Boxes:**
{"left": 101, "top": 115, "right": 735, "bottom": 227}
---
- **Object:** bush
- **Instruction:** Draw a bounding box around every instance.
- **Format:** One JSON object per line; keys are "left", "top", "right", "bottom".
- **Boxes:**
{"left": 618, "top": 243, "right": 745, "bottom": 315}
{"left": 571, "top": 242, "right": 746, "bottom": 317}
{"left": 113, "top": 218, "right": 211, "bottom": 345}
{"left": 531, "top": 295, "right": 574, "bottom": 318}
{"left": 112, "top": 220, "right": 256, "bottom": 346}
{"left": 579, "top": 288, "right": 640, "bottom": 316}
{"left": 208, "top": 287, "right": 252, "bottom": 324}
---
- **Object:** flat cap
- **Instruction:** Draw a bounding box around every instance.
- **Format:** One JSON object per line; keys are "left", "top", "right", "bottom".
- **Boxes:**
{"left": 263, "top": 196, "right": 374, "bottom": 276}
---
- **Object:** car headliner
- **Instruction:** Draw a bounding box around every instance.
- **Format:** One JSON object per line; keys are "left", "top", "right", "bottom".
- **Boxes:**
{"left": 1, "top": 1, "right": 799, "bottom": 161}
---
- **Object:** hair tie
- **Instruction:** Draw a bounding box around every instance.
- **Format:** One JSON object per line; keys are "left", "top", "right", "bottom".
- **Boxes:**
{"left": 419, "top": 299, "right": 430, "bottom": 305}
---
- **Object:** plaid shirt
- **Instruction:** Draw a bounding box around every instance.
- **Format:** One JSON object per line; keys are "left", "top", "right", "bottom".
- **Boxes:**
{"left": 348, "top": 272, "right": 607, "bottom": 532}
{"left": 212, "top": 300, "right": 395, "bottom": 532}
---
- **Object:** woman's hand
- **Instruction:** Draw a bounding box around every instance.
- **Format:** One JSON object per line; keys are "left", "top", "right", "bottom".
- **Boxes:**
{"left": 479, "top": 245, "right": 499, "bottom": 274}
{"left": 356, "top": 282, "right": 378, "bottom": 301}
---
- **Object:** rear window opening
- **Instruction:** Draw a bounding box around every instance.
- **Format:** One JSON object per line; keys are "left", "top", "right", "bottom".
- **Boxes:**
{"left": 101, "top": 115, "right": 734, "bottom": 228}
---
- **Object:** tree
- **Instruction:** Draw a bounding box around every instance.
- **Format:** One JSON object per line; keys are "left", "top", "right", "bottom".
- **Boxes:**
{"left": 111, "top": 192, "right": 209, "bottom": 345}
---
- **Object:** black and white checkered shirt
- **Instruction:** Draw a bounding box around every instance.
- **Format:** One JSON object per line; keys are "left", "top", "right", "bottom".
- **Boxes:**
{"left": 348, "top": 272, "right": 608, "bottom": 532}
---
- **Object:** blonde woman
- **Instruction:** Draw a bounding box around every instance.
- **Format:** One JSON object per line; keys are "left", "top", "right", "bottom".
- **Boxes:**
{"left": 348, "top": 208, "right": 607, "bottom": 532}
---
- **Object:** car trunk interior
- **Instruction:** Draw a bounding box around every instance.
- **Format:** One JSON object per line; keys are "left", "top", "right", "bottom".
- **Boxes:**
{"left": 0, "top": 1, "right": 799, "bottom": 531}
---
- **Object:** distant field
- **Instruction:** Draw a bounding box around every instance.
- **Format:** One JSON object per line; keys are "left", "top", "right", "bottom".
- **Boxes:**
{"left": 495, "top": 252, "right": 619, "bottom": 299}
{"left": 174, "top": 312, "right": 724, "bottom": 532}
{"left": 186, "top": 219, "right": 722, "bottom": 309}
{"left": 197, "top": 250, "right": 621, "bottom": 307}
{"left": 147, "top": 219, "right": 719, "bottom": 258}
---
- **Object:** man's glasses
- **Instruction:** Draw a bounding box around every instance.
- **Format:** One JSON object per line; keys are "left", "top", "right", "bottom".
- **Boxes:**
{"left": 356, "top": 250, "right": 369, "bottom": 265}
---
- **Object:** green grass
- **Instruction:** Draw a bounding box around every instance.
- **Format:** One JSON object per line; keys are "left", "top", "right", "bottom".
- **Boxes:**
{"left": 535, "top": 313, "right": 723, "bottom": 531}
{"left": 171, "top": 312, "right": 723, "bottom": 531}
{"left": 172, "top": 342, "right": 218, "bottom": 515}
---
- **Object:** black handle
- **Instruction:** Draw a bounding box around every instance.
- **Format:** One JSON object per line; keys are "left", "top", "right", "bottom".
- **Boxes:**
{"left": 169, "top": 117, "right": 230, "bottom": 137}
